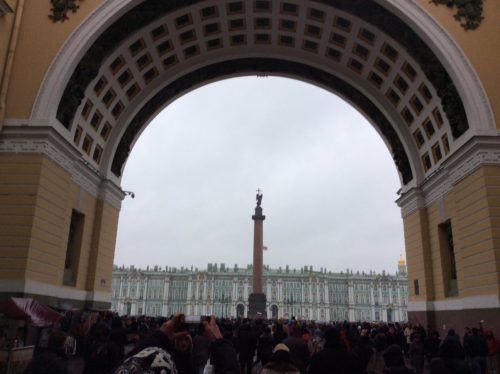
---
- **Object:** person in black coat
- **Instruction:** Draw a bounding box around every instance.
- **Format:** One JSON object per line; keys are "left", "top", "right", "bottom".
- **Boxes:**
{"left": 283, "top": 325, "right": 310, "bottom": 374}
{"left": 257, "top": 326, "right": 274, "bottom": 367}
{"left": 383, "top": 344, "right": 414, "bottom": 374}
{"left": 352, "top": 332, "right": 375, "bottom": 372}
{"left": 83, "top": 322, "right": 121, "bottom": 374}
{"left": 409, "top": 333, "right": 425, "bottom": 374}
{"left": 464, "top": 328, "right": 488, "bottom": 374}
{"left": 308, "top": 327, "right": 363, "bottom": 374}
{"left": 272, "top": 323, "right": 287, "bottom": 347}
{"left": 430, "top": 337, "right": 472, "bottom": 374}
{"left": 172, "top": 334, "right": 194, "bottom": 374}
{"left": 262, "top": 344, "right": 300, "bottom": 374}
{"left": 424, "top": 331, "right": 441, "bottom": 364}
{"left": 110, "top": 316, "right": 127, "bottom": 360}
{"left": 237, "top": 322, "right": 257, "bottom": 374}
{"left": 25, "top": 330, "right": 68, "bottom": 374}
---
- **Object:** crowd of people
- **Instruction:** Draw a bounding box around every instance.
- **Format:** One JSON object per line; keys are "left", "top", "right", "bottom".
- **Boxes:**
{"left": 22, "top": 311, "right": 499, "bottom": 374}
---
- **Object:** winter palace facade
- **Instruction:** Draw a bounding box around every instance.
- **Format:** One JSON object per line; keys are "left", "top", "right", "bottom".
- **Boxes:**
{"left": 111, "top": 257, "right": 408, "bottom": 322}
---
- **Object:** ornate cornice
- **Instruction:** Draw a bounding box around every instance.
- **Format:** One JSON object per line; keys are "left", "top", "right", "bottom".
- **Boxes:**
{"left": 430, "top": 0, "right": 484, "bottom": 30}
{"left": 0, "top": 126, "right": 124, "bottom": 209}
{"left": 397, "top": 136, "right": 500, "bottom": 217}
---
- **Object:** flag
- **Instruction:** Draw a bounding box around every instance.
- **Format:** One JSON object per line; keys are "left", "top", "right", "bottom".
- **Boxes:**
{"left": 263, "top": 246, "right": 268, "bottom": 251}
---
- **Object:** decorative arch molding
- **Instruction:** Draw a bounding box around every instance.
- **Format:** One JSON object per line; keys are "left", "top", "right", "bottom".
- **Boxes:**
{"left": 378, "top": 1, "right": 495, "bottom": 135}
{"left": 31, "top": 0, "right": 496, "bottom": 189}
{"left": 109, "top": 57, "right": 414, "bottom": 185}
{"left": 31, "top": 0, "right": 139, "bottom": 122}
{"left": 50, "top": 0, "right": 468, "bottom": 135}
{"left": 33, "top": 0, "right": 494, "bottom": 133}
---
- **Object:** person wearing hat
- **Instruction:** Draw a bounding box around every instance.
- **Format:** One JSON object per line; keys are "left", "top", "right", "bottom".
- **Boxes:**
{"left": 173, "top": 333, "right": 193, "bottom": 374}
{"left": 261, "top": 343, "right": 300, "bottom": 374}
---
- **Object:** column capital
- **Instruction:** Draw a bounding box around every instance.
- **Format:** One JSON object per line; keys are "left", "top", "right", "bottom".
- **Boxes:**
{"left": 252, "top": 207, "right": 266, "bottom": 220}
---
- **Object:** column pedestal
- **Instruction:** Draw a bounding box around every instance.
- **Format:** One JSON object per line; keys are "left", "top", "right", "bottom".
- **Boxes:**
{"left": 248, "top": 293, "right": 267, "bottom": 319}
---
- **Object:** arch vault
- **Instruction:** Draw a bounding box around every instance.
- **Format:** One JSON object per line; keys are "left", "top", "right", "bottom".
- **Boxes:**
{"left": 0, "top": 0, "right": 499, "bottom": 332}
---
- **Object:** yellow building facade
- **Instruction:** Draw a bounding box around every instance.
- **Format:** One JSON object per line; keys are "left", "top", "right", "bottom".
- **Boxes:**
{"left": 0, "top": 1, "right": 499, "bottom": 332}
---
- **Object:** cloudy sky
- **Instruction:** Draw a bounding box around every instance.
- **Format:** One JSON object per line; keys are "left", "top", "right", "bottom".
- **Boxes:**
{"left": 114, "top": 76, "right": 405, "bottom": 274}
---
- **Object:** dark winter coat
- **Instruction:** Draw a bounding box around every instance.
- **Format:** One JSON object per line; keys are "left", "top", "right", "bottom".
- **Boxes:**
{"left": 262, "top": 360, "right": 300, "bottom": 374}
{"left": 308, "top": 346, "right": 363, "bottom": 374}
{"left": 25, "top": 348, "right": 68, "bottom": 374}
{"left": 237, "top": 328, "right": 257, "bottom": 360}
{"left": 383, "top": 344, "right": 413, "bottom": 374}
{"left": 83, "top": 336, "right": 121, "bottom": 374}
{"left": 258, "top": 331, "right": 274, "bottom": 366}
{"left": 430, "top": 357, "right": 472, "bottom": 374}
{"left": 283, "top": 336, "right": 310, "bottom": 374}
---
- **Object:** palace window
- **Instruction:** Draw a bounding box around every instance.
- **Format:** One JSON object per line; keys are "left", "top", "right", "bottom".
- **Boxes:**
{"left": 63, "top": 210, "right": 84, "bottom": 287}
{"left": 439, "top": 220, "right": 458, "bottom": 297}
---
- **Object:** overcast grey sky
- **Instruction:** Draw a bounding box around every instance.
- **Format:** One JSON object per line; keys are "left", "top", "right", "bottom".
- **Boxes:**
{"left": 114, "top": 77, "right": 405, "bottom": 274}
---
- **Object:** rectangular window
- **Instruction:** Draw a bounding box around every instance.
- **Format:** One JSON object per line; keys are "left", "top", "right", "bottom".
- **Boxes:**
{"left": 414, "top": 279, "right": 420, "bottom": 295}
{"left": 73, "top": 126, "right": 83, "bottom": 146}
{"left": 82, "top": 134, "right": 93, "bottom": 155}
{"left": 63, "top": 210, "right": 85, "bottom": 286}
{"left": 439, "top": 220, "right": 458, "bottom": 297}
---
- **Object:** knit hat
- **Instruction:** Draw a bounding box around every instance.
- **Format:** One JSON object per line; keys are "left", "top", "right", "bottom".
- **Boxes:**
{"left": 273, "top": 343, "right": 290, "bottom": 353}
{"left": 113, "top": 347, "right": 178, "bottom": 374}
{"left": 174, "top": 334, "right": 192, "bottom": 351}
{"left": 383, "top": 344, "right": 405, "bottom": 367}
{"left": 269, "top": 343, "right": 293, "bottom": 363}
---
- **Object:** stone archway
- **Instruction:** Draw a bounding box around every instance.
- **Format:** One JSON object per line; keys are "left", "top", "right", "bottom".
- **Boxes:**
{"left": 237, "top": 303, "right": 245, "bottom": 318}
{"left": 0, "top": 0, "right": 499, "bottom": 333}
{"left": 271, "top": 304, "right": 279, "bottom": 320}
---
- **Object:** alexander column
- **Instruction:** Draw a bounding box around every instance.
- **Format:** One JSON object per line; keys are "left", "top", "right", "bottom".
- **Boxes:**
{"left": 248, "top": 189, "right": 267, "bottom": 318}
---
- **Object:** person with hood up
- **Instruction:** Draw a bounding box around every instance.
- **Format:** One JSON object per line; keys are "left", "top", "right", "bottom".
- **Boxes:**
{"left": 383, "top": 344, "right": 414, "bottom": 374}
{"left": 172, "top": 334, "right": 193, "bottom": 374}
{"left": 430, "top": 336, "right": 472, "bottom": 374}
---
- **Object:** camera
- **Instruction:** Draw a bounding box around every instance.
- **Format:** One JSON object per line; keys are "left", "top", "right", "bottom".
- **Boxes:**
{"left": 178, "top": 315, "right": 210, "bottom": 335}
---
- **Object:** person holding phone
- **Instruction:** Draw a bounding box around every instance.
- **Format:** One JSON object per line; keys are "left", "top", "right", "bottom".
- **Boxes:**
{"left": 113, "top": 315, "right": 241, "bottom": 374}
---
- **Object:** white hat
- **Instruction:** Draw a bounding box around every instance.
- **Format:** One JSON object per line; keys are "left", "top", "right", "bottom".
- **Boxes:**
{"left": 273, "top": 343, "right": 290, "bottom": 353}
